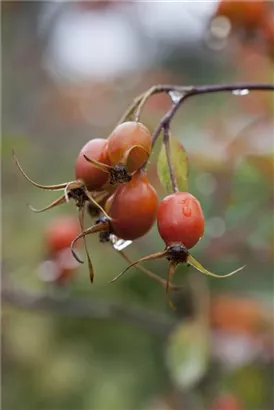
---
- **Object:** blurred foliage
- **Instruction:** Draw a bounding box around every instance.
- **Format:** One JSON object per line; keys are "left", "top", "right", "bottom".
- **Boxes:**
{"left": 166, "top": 320, "right": 209, "bottom": 390}
{"left": 2, "top": 2, "right": 274, "bottom": 410}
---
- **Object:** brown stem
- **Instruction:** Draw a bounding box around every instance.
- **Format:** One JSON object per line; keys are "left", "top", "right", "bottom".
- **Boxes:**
{"left": 163, "top": 126, "right": 179, "bottom": 193}
{"left": 134, "top": 85, "right": 188, "bottom": 123}
{"left": 78, "top": 207, "right": 94, "bottom": 282}
{"left": 28, "top": 194, "right": 66, "bottom": 213}
{"left": 110, "top": 251, "right": 167, "bottom": 283}
{"left": 117, "top": 91, "right": 147, "bottom": 125}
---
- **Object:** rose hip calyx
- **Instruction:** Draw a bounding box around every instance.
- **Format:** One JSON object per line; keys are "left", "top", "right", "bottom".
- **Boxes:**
{"left": 166, "top": 244, "right": 189, "bottom": 263}
{"left": 109, "top": 164, "right": 132, "bottom": 184}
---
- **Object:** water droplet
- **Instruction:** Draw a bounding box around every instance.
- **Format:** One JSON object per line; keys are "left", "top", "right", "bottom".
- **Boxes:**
{"left": 232, "top": 89, "right": 249, "bottom": 96}
{"left": 110, "top": 234, "right": 132, "bottom": 251}
{"left": 169, "top": 90, "right": 183, "bottom": 104}
{"left": 183, "top": 206, "right": 192, "bottom": 217}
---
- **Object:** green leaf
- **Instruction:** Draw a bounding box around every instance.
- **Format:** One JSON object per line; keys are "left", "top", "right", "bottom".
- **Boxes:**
{"left": 166, "top": 321, "right": 209, "bottom": 389}
{"left": 187, "top": 254, "right": 246, "bottom": 279}
{"left": 157, "top": 134, "right": 189, "bottom": 193}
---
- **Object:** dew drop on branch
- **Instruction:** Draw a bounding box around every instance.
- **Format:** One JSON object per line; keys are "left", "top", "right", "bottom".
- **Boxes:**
{"left": 169, "top": 90, "right": 183, "bottom": 104}
{"left": 232, "top": 89, "right": 250, "bottom": 96}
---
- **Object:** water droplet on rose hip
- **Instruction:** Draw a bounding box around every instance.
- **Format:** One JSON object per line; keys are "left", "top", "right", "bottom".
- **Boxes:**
{"left": 183, "top": 207, "right": 192, "bottom": 217}
{"left": 232, "top": 89, "right": 249, "bottom": 96}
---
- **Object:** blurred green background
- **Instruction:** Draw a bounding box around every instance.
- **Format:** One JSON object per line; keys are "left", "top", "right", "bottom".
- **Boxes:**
{"left": 2, "top": 1, "right": 274, "bottom": 410}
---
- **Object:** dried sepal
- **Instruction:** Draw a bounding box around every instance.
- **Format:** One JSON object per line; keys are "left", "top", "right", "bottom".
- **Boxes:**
{"left": 187, "top": 254, "right": 246, "bottom": 278}
{"left": 118, "top": 249, "right": 181, "bottom": 290}
{"left": 28, "top": 194, "right": 67, "bottom": 213}
{"left": 83, "top": 152, "right": 137, "bottom": 185}
{"left": 83, "top": 188, "right": 111, "bottom": 220}
{"left": 83, "top": 154, "right": 111, "bottom": 173}
{"left": 87, "top": 190, "right": 114, "bottom": 218}
{"left": 122, "top": 144, "right": 150, "bottom": 174}
{"left": 71, "top": 218, "right": 110, "bottom": 264}
{"left": 12, "top": 151, "right": 69, "bottom": 191}
{"left": 110, "top": 250, "right": 167, "bottom": 283}
{"left": 13, "top": 151, "right": 110, "bottom": 219}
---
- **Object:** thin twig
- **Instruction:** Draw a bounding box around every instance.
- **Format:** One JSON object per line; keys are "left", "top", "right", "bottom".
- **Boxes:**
{"left": 182, "top": 83, "right": 274, "bottom": 97}
{"left": 163, "top": 126, "right": 179, "bottom": 193}
{"left": 118, "top": 85, "right": 174, "bottom": 125}
{"left": 117, "top": 93, "right": 145, "bottom": 125}
{"left": 119, "top": 85, "right": 192, "bottom": 125}
{"left": 133, "top": 86, "right": 159, "bottom": 123}
{"left": 149, "top": 83, "right": 274, "bottom": 148}
{"left": 134, "top": 85, "right": 190, "bottom": 123}
{"left": 125, "top": 82, "right": 274, "bottom": 163}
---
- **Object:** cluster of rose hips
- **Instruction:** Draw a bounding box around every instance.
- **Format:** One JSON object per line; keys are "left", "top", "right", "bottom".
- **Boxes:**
{"left": 14, "top": 116, "right": 244, "bottom": 306}
{"left": 213, "top": 0, "right": 274, "bottom": 54}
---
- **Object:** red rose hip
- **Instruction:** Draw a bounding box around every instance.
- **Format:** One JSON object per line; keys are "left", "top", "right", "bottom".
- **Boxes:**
{"left": 157, "top": 192, "right": 204, "bottom": 249}
{"left": 75, "top": 138, "right": 111, "bottom": 191}
{"left": 109, "top": 170, "right": 158, "bottom": 240}
{"left": 107, "top": 121, "right": 152, "bottom": 173}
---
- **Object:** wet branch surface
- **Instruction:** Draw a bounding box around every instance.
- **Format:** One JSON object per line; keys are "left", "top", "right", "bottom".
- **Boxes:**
{"left": 151, "top": 82, "right": 274, "bottom": 146}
